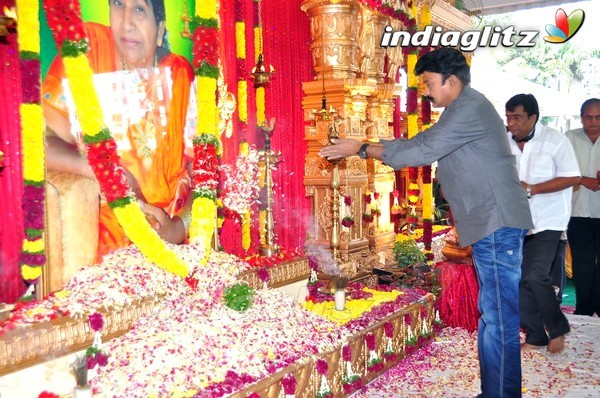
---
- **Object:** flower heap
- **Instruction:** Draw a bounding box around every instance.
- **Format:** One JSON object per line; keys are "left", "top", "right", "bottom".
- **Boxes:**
{"left": 16, "top": 0, "right": 45, "bottom": 288}
{"left": 42, "top": 0, "right": 189, "bottom": 278}
{"left": 341, "top": 344, "right": 362, "bottom": 394}
{"left": 86, "top": 312, "right": 109, "bottom": 369}
{"left": 365, "top": 332, "right": 384, "bottom": 372}
{"left": 281, "top": 373, "right": 297, "bottom": 398}
{"left": 190, "top": 0, "right": 222, "bottom": 263}
{"left": 341, "top": 195, "right": 354, "bottom": 228}
{"left": 419, "top": 2, "right": 434, "bottom": 263}
{"left": 316, "top": 358, "right": 333, "bottom": 398}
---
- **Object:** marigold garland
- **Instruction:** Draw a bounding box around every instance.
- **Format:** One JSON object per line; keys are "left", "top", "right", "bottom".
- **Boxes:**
{"left": 190, "top": 1, "right": 222, "bottom": 264}
{"left": 235, "top": 2, "right": 252, "bottom": 251}
{"left": 42, "top": 0, "right": 189, "bottom": 278}
{"left": 17, "top": 0, "right": 45, "bottom": 286}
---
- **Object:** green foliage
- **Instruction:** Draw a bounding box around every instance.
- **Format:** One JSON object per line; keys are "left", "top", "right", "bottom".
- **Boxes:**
{"left": 497, "top": 41, "right": 589, "bottom": 85}
{"left": 223, "top": 283, "right": 254, "bottom": 312}
{"left": 393, "top": 238, "right": 426, "bottom": 268}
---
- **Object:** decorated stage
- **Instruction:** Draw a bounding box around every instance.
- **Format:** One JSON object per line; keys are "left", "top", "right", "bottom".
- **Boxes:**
{"left": 0, "top": 244, "right": 439, "bottom": 398}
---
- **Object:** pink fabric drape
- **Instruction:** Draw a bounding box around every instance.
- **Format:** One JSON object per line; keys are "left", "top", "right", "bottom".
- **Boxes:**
{"left": 0, "top": 0, "right": 26, "bottom": 303}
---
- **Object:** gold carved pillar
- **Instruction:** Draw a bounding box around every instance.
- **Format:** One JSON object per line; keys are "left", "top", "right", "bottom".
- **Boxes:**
{"left": 302, "top": 0, "right": 379, "bottom": 276}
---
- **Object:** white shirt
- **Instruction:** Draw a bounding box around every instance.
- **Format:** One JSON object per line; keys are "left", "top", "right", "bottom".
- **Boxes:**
{"left": 565, "top": 128, "right": 600, "bottom": 218}
{"left": 508, "top": 123, "right": 581, "bottom": 234}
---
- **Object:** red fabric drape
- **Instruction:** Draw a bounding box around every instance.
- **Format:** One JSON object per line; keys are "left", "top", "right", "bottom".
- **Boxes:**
{"left": 217, "top": 0, "right": 244, "bottom": 255}
{"left": 0, "top": 0, "right": 26, "bottom": 303}
{"left": 438, "top": 261, "right": 480, "bottom": 332}
{"left": 262, "top": 1, "right": 312, "bottom": 251}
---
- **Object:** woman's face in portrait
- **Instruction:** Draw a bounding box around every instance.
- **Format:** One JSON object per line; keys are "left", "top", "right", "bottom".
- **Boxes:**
{"left": 110, "top": 0, "right": 165, "bottom": 69}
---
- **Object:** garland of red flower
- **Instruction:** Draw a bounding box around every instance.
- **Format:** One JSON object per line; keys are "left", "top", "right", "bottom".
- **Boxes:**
{"left": 17, "top": 0, "right": 45, "bottom": 288}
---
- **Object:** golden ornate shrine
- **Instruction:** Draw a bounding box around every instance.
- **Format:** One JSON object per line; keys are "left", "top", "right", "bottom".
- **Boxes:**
{"left": 301, "top": 0, "right": 472, "bottom": 274}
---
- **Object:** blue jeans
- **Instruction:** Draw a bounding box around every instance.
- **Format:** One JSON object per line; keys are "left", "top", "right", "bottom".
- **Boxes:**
{"left": 472, "top": 227, "right": 526, "bottom": 398}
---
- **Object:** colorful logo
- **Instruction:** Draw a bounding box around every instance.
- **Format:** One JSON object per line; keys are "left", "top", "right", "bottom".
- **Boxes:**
{"left": 544, "top": 8, "right": 585, "bottom": 43}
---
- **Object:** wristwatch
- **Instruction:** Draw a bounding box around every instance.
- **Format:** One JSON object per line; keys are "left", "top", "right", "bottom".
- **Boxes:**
{"left": 357, "top": 143, "right": 370, "bottom": 159}
{"left": 526, "top": 185, "right": 532, "bottom": 199}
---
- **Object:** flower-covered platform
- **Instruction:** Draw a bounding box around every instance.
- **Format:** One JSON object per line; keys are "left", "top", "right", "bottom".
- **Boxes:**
{"left": 0, "top": 244, "right": 438, "bottom": 397}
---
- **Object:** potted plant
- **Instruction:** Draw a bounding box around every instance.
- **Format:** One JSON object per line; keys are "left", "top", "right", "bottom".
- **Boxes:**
{"left": 393, "top": 237, "right": 426, "bottom": 269}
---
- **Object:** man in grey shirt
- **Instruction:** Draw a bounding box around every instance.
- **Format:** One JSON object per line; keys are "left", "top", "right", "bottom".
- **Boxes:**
{"left": 320, "top": 48, "right": 533, "bottom": 398}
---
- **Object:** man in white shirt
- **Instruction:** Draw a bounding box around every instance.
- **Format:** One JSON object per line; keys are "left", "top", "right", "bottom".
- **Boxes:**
{"left": 565, "top": 98, "right": 600, "bottom": 316}
{"left": 506, "top": 94, "right": 580, "bottom": 354}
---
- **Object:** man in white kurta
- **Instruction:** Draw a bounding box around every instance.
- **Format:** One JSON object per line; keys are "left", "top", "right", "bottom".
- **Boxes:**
{"left": 565, "top": 98, "right": 600, "bottom": 316}
{"left": 506, "top": 94, "right": 580, "bottom": 354}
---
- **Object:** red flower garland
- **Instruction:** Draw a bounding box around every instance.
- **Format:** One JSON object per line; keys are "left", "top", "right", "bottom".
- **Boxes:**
{"left": 192, "top": 27, "right": 219, "bottom": 68}
{"left": 43, "top": 0, "right": 86, "bottom": 47}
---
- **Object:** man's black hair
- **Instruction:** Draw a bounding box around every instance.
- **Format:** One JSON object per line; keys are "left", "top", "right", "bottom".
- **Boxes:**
{"left": 580, "top": 98, "right": 600, "bottom": 116}
{"left": 505, "top": 94, "right": 539, "bottom": 123}
{"left": 414, "top": 47, "right": 471, "bottom": 86}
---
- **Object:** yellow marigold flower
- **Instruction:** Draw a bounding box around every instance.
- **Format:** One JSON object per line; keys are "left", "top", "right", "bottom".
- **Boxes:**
{"left": 238, "top": 81, "right": 248, "bottom": 122}
{"left": 196, "top": 0, "right": 217, "bottom": 19}
{"left": 23, "top": 238, "right": 44, "bottom": 253}
{"left": 17, "top": 1, "right": 40, "bottom": 53}
{"left": 21, "top": 264, "right": 42, "bottom": 280}
{"left": 235, "top": 22, "right": 246, "bottom": 58}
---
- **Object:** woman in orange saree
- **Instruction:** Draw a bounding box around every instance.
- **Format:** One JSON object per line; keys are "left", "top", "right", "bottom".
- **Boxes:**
{"left": 42, "top": 0, "right": 194, "bottom": 262}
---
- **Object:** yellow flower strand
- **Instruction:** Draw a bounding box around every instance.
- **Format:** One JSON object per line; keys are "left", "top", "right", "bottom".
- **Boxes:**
{"left": 256, "top": 86, "right": 266, "bottom": 126}
{"left": 17, "top": 0, "right": 45, "bottom": 285}
{"left": 62, "top": 56, "right": 105, "bottom": 138}
{"left": 20, "top": 104, "right": 45, "bottom": 182}
{"left": 197, "top": 0, "right": 217, "bottom": 19}
{"left": 16, "top": 1, "right": 39, "bottom": 53}
{"left": 190, "top": 1, "right": 221, "bottom": 262}
{"left": 238, "top": 81, "right": 248, "bottom": 123}
{"left": 235, "top": 21, "right": 246, "bottom": 59}
{"left": 196, "top": 76, "right": 219, "bottom": 137}
{"left": 190, "top": 197, "right": 217, "bottom": 254}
